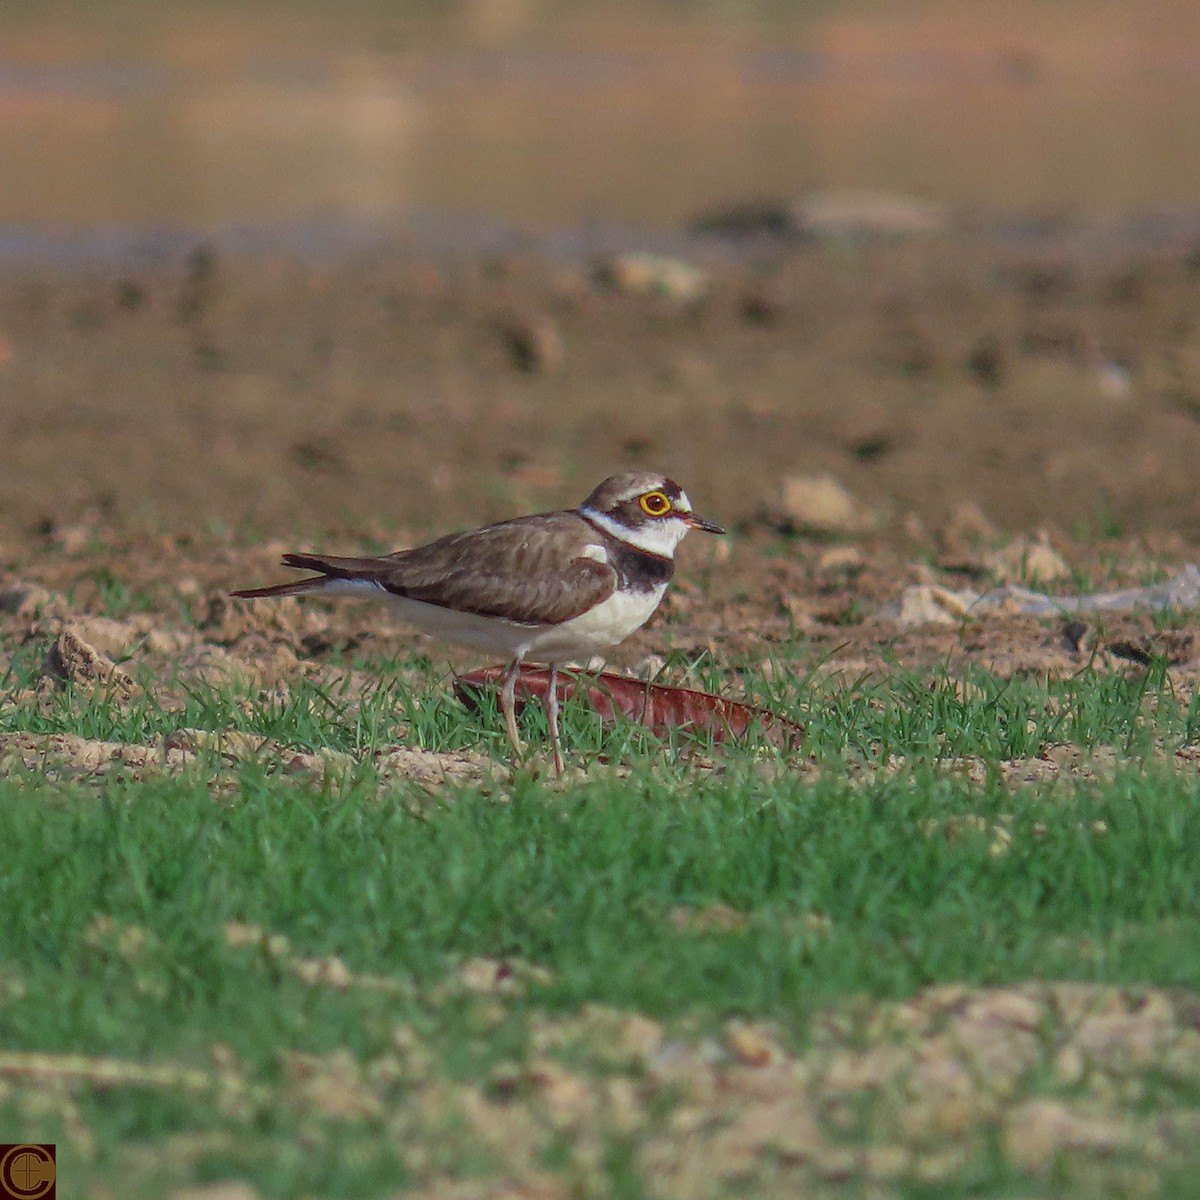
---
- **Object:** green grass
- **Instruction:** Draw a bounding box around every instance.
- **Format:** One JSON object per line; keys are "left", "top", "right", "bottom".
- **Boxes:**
{"left": 2, "top": 649, "right": 1200, "bottom": 1196}
{"left": 4, "top": 639, "right": 1197, "bottom": 762}
{"left": 7, "top": 761, "right": 1200, "bottom": 1027}
{"left": 6, "top": 762, "right": 1200, "bottom": 1195}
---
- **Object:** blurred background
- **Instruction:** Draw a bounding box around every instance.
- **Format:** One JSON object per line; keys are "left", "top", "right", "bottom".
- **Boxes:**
{"left": 4, "top": 0, "right": 1200, "bottom": 543}
{"left": 5, "top": 0, "right": 1200, "bottom": 232}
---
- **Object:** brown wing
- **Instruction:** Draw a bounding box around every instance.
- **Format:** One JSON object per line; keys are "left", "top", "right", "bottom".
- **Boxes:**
{"left": 278, "top": 512, "right": 618, "bottom": 626}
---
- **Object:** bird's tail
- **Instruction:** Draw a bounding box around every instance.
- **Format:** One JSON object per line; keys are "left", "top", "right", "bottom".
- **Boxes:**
{"left": 230, "top": 577, "right": 326, "bottom": 599}
{"left": 231, "top": 553, "right": 387, "bottom": 600}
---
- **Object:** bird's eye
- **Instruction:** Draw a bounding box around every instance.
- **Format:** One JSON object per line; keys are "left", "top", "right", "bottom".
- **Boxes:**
{"left": 639, "top": 491, "right": 671, "bottom": 517}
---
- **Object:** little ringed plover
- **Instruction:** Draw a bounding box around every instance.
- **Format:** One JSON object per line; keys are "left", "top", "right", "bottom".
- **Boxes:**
{"left": 232, "top": 471, "right": 725, "bottom": 772}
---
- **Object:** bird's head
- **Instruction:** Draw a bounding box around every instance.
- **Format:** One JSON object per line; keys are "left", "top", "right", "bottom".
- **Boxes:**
{"left": 580, "top": 471, "right": 725, "bottom": 557}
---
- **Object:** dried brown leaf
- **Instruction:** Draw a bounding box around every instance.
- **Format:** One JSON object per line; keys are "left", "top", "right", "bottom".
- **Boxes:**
{"left": 455, "top": 667, "right": 803, "bottom": 749}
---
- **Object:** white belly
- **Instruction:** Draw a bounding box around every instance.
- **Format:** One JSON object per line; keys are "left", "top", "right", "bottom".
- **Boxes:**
{"left": 522, "top": 583, "right": 668, "bottom": 663}
{"left": 376, "top": 583, "right": 672, "bottom": 667}
{"left": 322, "top": 579, "right": 668, "bottom": 664}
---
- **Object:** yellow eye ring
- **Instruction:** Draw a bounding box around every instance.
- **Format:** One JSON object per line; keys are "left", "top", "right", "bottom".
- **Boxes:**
{"left": 639, "top": 490, "right": 671, "bottom": 517}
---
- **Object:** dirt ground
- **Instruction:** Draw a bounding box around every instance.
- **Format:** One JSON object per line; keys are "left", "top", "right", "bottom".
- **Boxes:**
{"left": 3, "top": 220, "right": 1200, "bottom": 682}
{"left": 5, "top": 220, "right": 1200, "bottom": 1199}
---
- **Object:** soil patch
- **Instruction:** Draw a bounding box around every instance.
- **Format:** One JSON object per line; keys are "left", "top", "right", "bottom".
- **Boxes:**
{"left": 3, "top": 230, "right": 1200, "bottom": 547}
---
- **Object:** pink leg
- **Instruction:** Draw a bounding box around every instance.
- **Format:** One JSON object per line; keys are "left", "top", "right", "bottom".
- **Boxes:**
{"left": 543, "top": 663, "right": 565, "bottom": 775}
{"left": 500, "top": 656, "right": 524, "bottom": 762}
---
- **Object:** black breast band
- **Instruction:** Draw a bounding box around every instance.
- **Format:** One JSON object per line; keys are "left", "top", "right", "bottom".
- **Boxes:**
{"left": 606, "top": 539, "right": 674, "bottom": 591}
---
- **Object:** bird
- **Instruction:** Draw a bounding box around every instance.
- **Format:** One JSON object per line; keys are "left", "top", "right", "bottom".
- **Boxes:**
{"left": 231, "top": 471, "right": 725, "bottom": 773}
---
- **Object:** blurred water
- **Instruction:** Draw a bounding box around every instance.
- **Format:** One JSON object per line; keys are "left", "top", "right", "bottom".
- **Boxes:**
{"left": 2, "top": 1, "right": 1200, "bottom": 246}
